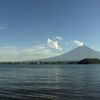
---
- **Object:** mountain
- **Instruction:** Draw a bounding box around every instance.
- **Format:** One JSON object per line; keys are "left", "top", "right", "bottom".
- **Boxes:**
{"left": 41, "top": 45, "right": 100, "bottom": 61}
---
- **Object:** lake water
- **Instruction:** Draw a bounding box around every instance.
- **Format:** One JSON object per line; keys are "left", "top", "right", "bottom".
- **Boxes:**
{"left": 0, "top": 64, "right": 100, "bottom": 100}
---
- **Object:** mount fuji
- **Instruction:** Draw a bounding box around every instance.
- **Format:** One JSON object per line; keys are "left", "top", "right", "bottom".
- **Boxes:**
{"left": 41, "top": 46, "right": 100, "bottom": 61}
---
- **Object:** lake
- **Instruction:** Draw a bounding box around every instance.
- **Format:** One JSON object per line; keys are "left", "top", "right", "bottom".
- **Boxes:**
{"left": 0, "top": 64, "right": 100, "bottom": 100}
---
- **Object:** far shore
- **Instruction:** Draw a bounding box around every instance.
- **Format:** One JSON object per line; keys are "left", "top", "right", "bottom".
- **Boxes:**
{"left": 0, "top": 58, "right": 100, "bottom": 65}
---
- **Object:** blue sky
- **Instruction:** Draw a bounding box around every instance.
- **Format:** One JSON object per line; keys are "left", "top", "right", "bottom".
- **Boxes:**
{"left": 0, "top": 0, "right": 100, "bottom": 61}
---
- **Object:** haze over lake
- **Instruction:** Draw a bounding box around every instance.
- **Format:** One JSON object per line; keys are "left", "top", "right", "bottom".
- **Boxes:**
{"left": 0, "top": 64, "right": 100, "bottom": 100}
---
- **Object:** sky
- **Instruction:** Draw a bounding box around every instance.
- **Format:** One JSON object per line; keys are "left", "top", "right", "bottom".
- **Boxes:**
{"left": 0, "top": 0, "right": 100, "bottom": 61}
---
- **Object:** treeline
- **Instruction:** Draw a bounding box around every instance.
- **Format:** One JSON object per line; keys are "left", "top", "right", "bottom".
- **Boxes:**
{"left": 0, "top": 61, "right": 77, "bottom": 65}
{"left": 0, "top": 58, "right": 100, "bottom": 64}
{"left": 78, "top": 58, "right": 100, "bottom": 64}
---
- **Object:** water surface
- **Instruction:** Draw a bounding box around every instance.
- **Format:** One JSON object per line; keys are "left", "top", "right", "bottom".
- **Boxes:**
{"left": 0, "top": 64, "right": 100, "bottom": 100}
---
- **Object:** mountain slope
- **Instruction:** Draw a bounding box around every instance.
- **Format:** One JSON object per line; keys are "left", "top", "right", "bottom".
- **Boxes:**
{"left": 41, "top": 46, "right": 100, "bottom": 61}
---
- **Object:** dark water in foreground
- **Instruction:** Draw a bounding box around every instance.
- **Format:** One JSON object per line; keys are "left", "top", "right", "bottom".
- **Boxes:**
{"left": 0, "top": 64, "right": 100, "bottom": 100}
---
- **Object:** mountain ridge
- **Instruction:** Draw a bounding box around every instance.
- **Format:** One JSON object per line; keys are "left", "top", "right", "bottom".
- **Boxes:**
{"left": 40, "top": 45, "right": 100, "bottom": 61}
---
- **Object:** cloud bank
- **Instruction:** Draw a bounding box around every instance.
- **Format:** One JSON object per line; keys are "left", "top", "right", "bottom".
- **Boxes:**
{"left": 0, "top": 45, "right": 61, "bottom": 62}
{"left": 0, "top": 36, "right": 85, "bottom": 61}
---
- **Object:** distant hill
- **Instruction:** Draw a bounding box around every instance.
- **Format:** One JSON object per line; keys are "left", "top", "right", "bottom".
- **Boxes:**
{"left": 78, "top": 58, "right": 100, "bottom": 64}
{"left": 40, "top": 46, "right": 100, "bottom": 61}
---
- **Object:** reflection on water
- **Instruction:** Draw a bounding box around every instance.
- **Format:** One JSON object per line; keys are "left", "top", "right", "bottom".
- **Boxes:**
{"left": 0, "top": 64, "right": 100, "bottom": 99}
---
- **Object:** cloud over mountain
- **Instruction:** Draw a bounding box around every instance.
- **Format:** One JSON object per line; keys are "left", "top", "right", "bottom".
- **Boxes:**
{"left": 47, "top": 38, "right": 62, "bottom": 50}
{"left": 73, "top": 40, "right": 84, "bottom": 47}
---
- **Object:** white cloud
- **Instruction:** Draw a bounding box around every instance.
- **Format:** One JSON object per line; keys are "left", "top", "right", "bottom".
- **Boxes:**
{"left": 0, "top": 44, "right": 62, "bottom": 62}
{"left": 59, "top": 47, "right": 62, "bottom": 50}
{"left": 47, "top": 38, "right": 62, "bottom": 50}
{"left": 73, "top": 40, "right": 84, "bottom": 47}
{"left": 56, "top": 36, "right": 63, "bottom": 40}
{"left": 18, "top": 44, "right": 62, "bottom": 61}
{"left": 0, "top": 46, "right": 18, "bottom": 61}
{"left": 65, "top": 42, "right": 68, "bottom": 45}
